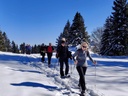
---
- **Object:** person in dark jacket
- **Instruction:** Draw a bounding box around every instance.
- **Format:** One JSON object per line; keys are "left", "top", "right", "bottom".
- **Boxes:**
{"left": 72, "top": 42, "right": 96, "bottom": 95}
{"left": 26, "top": 44, "right": 31, "bottom": 54}
{"left": 56, "top": 39, "right": 72, "bottom": 78}
{"left": 40, "top": 43, "right": 46, "bottom": 62}
{"left": 46, "top": 43, "right": 54, "bottom": 67}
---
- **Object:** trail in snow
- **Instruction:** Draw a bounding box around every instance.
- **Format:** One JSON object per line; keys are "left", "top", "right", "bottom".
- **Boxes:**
{"left": 28, "top": 55, "right": 101, "bottom": 96}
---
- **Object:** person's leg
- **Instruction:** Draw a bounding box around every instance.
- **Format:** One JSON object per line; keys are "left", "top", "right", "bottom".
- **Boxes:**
{"left": 59, "top": 59, "right": 64, "bottom": 77}
{"left": 42, "top": 53, "right": 45, "bottom": 62}
{"left": 76, "top": 66, "right": 86, "bottom": 91}
{"left": 47, "top": 53, "right": 50, "bottom": 66}
{"left": 83, "top": 67, "right": 87, "bottom": 75}
{"left": 64, "top": 59, "right": 69, "bottom": 75}
{"left": 49, "top": 53, "right": 52, "bottom": 64}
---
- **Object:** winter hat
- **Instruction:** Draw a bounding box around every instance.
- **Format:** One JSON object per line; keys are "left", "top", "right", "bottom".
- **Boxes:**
{"left": 61, "top": 38, "right": 66, "bottom": 42}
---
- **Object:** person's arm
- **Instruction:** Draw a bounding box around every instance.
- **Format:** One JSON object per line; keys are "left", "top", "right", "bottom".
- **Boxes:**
{"left": 52, "top": 46, "right": 54, "bottom": 52}
{"left": 72, "top": 50, "right": 79, "bottom": 64}
{"left": 56, "top": 46, "right": 60, "bottom": 58}
{"left": 72, "top": 50, "right": 79, "bottom": 61}
{"left": 87, "top": 51, "right": 96, "bottom": 64}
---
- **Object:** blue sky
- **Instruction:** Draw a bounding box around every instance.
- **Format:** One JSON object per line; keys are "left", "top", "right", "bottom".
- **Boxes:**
{"left": 0, "top": 0, "right": 114, "bottom": 46}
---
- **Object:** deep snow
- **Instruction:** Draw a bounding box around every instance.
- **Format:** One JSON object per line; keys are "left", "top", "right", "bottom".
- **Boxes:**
{"left": 0, "top": 51, "right": 128, "bottom": 96}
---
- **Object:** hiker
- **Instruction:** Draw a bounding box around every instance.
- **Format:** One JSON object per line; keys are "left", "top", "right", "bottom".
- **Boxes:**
{"left": 72, "top": 42, "right": 96, "bottom": 95}
{"left": 26, "top": 44, "right": 31, "bottom": 54}
{"left": 46, "top": 43, "right": 54, "bottom": 67}
{"left": 40, "top": 43, "right": 46, "bottom": 62}
{"left": 56, "top": 39, "right": 72, "bottom": 78}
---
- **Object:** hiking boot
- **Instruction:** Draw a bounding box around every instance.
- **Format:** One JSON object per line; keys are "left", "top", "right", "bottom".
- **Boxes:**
{"left": 60, "top": 76, "right": 65, "bottom": 79}
{"left": 80, "top": 90, "right": 86, "bottom": 96}
{"left": 65, "top": 74, "right": 70, "bottom": 78}
{"left": 78, "top": 83, "right": 81, "bottom": 87}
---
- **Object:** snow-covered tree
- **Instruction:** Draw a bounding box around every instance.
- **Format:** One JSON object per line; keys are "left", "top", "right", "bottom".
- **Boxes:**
{"left": 56, "top": 20, "right": 70, "bottom": 45}
{"left": 126, "top": 3, "right": 128, "bottom": 55}
{"left": 0, "top": 30, "right": 4, "bottom": 51}
{"left": 101, "top": 0, "right": 128, "bottom": 56}
{"left": 100, "top": 17, "right": 114, "bottom": 55}
{"left": 111, "top": 0, "right": 128, "bottom": 55}
{"left": 68, "top": 12, "right": 89, "bottom": 46}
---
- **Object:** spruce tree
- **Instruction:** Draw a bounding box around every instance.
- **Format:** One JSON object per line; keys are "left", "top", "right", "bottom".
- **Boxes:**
{"left": 69, "top": 12, "right": 89, "bottom": 46}
{"left": 101, "top": 0, "right": 128, "bottom": 56}
{"left": 126, "top": 3, "right": 128, "bottom": 55}
{"left": 111, "top": 0, "right": 128, "bottom": 55}
{"left": 62, "top": 20, "right": 70, "bottom": 44}
{"left": 11, "top": 41, "right": 18, "bottom": 53}
{"left": 100, "top": 17, "right": 113, "bottom": 55}
{"left": 0, "top": 31, "right": 4, "bottom": 51}
{"left": 2, "top": 32, "right": 11, "bottom": 52}
{"left": 56, "top": 20, "right": 70, "bottom": 46}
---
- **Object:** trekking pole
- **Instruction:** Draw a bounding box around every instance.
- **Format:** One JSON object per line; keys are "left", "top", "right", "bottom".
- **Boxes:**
{"left": 53, "top": 58, "right": 59, "bottom": 74}
{"left": 70, "top": 59, "right": 73, "bottom": 74}
{"left": 94, "top": 64, "right": 97, "bottom": 90}
{"left": 71, "top": 60, "right": 76, "bottom": 75}
{"left": 53, "top": 58, "right": 57, "bottom": 73}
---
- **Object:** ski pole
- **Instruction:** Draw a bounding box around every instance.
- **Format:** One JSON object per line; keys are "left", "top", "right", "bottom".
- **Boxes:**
{"left": 95, "top": 64, "right": 97, "bottom": 89}
{"left": 71, "top": 60, "right": 76, "bottom": 74}
{"left": 70, "top": 59, "right": 73, "bottom": 74}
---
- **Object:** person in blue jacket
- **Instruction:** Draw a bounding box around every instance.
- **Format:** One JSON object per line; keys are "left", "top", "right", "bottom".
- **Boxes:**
{"left": 72, "top": 42, "right": 96, "bottom": 95}
{"left": 26, "top": 44, "right": 31, "bottom": 54}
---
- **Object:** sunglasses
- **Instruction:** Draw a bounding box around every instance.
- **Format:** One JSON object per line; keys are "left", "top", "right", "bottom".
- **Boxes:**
{"left": 82, "top": 46, "right": 87, "bottom": 48}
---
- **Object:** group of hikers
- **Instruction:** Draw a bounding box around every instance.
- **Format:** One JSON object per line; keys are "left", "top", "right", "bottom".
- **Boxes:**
{"left": 40, "top": 43, "right": 54, "bottom": 67}
{"left": 40, "top": 38, "right": 97, "bottom": 96}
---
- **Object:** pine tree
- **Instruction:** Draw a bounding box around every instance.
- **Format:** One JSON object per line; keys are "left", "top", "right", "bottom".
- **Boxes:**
{"left": 0, "top": 31, "right": 4, "bottom": 51}
{"left": 11, "top": 41, "right": 18, "bottom": 53}
{"left": 111, "top": 0, "right": 128, "bottom": 55}
{"left": 69, "top": 12, "right": 89, "bottom": 46}
{"left": 2, "top": 32, "right": 11, "bottom": 52}
{"left": 62, "top": 20, "right": 70, "bottom": 44}
{"left": 125, "top": 3, "right": 128, "bottom": 55}
{"left": 101, "top": 0, "right": 128, "bottom": 56}
{"left": 100, "top": 16, "right": 115, "bottom": 55}
{"left": 56, "top": 20, "right": 70, "bottom": 45}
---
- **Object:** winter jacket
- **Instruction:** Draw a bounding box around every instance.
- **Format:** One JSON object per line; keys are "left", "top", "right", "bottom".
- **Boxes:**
{"left": 72, "top": 49, "right": 94, "bottom": 67}
{"left": 46, "top": 46, "right": 54, "bottom": 53}
{"left": 40, "top": 46, "right": 46, "bottom": 55}
{"left": 56, "top": 45, "right": 72, "bottom": 60}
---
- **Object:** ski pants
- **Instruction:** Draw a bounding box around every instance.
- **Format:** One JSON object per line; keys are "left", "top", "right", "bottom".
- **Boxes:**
{"left": 76, "top": 66, "right": 87, "bottom": 91}
{"left": 59, "top": 58, "right": 69, "bottom": 76}
{"left": 47, "top": 53, "right": 52, "bottom": 65}
{"left": 41, "top": 53, "right": 45, "bottom": 62}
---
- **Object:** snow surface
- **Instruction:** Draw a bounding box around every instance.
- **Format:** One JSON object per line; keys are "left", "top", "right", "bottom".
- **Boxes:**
{"left": 0, "top": 50, "right": 128, "bottom": 96}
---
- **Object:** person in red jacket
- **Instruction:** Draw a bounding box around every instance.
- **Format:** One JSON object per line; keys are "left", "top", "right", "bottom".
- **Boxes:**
{"left": 46, "top": 43, "right": 54, "bottom": 67}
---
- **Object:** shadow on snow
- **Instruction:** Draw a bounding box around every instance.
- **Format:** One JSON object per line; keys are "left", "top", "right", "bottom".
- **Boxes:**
{"left": 11, "top": 81, "right": 58, "bottom": 91}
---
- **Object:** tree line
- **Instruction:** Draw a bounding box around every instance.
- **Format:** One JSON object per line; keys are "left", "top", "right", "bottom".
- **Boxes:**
{"left": 0, "top": 30, "right": 47, "bottom": 54}
{"left": 0, "top": 0, "right": 128, "bottom": 56}
{"left": 57, "top": 0, "right": 128, "bottom": 56}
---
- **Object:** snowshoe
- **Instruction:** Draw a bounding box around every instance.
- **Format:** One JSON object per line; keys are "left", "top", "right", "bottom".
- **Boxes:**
{"left": 79, "top": 90, "right": 86, "bottom": 96}
{"left": 65, "top": 74, "right": 70, "bottom": 78}
{"left": 60, "top": 76, "right": 65, "bottom": 79}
